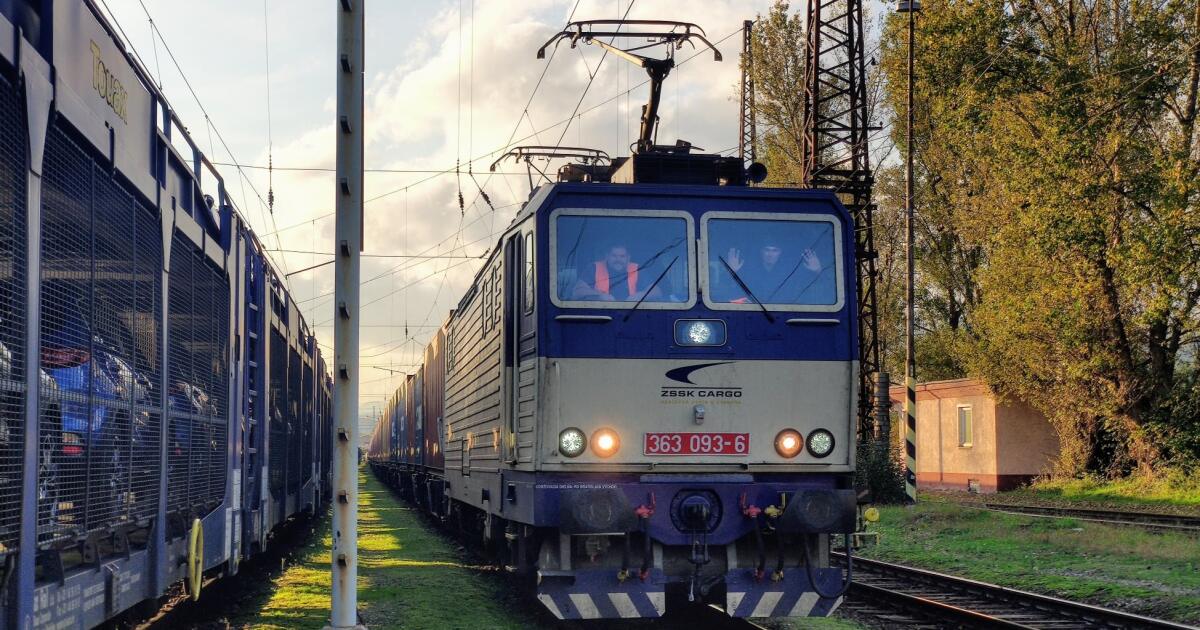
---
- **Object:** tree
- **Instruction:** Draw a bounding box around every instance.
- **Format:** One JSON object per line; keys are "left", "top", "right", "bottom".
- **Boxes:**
{"left": 879, "top": 0, "right": 1200, "bottom": 473}
{"left": 746, "top": 1, "right": 808, "bottom": 185}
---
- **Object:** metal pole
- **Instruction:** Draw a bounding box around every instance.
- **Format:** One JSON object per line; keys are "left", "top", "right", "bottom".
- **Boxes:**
{"left": 873, "top": 371, "right": 891, "bottom": 445}
{"left": 330, "top": 0, "right": 365, "bottom": 627}
{"left": 900, "top": 0, "right": 919, "bottom": 503}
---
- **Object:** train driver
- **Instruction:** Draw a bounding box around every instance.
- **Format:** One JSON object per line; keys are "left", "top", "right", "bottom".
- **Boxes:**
{"left": 571, "top": 243, "right": 663, "bottom": 302}
{"left": 724, "top": 236, "right": 822, "bottom": 302}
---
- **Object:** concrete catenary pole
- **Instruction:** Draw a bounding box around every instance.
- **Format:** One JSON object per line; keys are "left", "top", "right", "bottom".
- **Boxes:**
{"left": 330, "top": 0, "right": 365, "bottom": 627}
{"left": 899, "top": 0, "right": 920, "bottom": 503}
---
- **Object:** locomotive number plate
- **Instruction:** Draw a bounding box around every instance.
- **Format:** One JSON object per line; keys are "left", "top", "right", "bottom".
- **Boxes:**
{"left": 644, "top": 432, "right": 750, "bottom": 456}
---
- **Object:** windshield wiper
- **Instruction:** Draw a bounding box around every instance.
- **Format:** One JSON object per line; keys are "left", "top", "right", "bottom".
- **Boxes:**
{"left": 623, "top": 255, "right": 678, "bottom": 322}
{"left": 718, "top": 255, "right": 775, "bottom": 323}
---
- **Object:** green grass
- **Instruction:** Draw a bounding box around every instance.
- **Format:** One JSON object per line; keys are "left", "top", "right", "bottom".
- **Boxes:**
{"left": 1008, "top": 471, "right": 1200, "bottom": 510}
{"left": 765, "top": 616, "right": 871, "bottom": 629}
{"left": 235, "top": 469, "right": 548, "bottom": 630}
{"left": 859, "top": 500, "right": 1200, "bottom": 624}
{"left": 225, "top": 469, "right": 872, "bottom": 629}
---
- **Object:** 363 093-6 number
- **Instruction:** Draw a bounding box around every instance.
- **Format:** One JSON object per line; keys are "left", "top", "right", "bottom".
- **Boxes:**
{"left": 643, "top": 432, "right": 749, "bottom": 456}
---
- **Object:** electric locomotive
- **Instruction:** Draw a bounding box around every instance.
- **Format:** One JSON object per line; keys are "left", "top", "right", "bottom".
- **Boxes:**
{"left": 367, "top": 18, "right": 859, "bottom": 620}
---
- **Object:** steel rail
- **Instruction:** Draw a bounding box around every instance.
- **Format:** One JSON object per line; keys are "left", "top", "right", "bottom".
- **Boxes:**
{"left": 837, "top": 553, "right": 1196, "bottom": 629}
{"left": 978, "top": 503, "right": 1200, "bottom": 534}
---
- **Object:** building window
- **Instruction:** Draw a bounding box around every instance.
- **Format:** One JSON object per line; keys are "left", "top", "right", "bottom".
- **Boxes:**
{"left": 958, "top": 405, "right": 973, "bottom": 447}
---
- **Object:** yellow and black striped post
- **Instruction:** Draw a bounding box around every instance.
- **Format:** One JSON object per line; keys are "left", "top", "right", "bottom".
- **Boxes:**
{"left": 900, "top": 0, "right": 920, "bottom": 503}
{"left": 904, "top": 375, "right": 916, "bottom": 501}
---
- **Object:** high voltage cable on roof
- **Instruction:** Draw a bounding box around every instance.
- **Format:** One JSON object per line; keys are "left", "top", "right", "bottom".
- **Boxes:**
{"left": 213, "top": 162, "right": 531, "bottom": 175}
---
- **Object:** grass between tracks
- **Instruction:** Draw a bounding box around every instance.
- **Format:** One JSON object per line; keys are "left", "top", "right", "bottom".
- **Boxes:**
{"left": 229, "top": 468, "right": 870, "bottom": 629}
{"left": 234, "top": 468, "right": 547, "bottom": 630}
{"left": 858, "top": 497, "right": 1200, "bottom": 624}
{"left": 1005, "top": 471, "right": 1200, "bottom": 511}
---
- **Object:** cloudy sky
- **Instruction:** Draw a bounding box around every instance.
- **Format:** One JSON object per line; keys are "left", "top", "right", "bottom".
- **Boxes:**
{"left": 98, "top": 0, "right": 795, "bottom": 431}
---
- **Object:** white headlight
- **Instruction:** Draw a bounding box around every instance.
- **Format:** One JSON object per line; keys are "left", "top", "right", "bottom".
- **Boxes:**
{"left": 558, "top": 427, "right": 586, "bottom": 457}
{"left": 806, "top": 429, "right": 835, "bottom": 458}
{"left": 687, "top": 321, "right": 713, "bottom": 344}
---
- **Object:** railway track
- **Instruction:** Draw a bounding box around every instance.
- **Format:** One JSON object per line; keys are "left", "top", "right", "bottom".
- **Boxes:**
{"left": 836, "top": 552, "right": 1195, "bottom": 629}
{"left": 976, "top": 503, "right": 1200, "bottom": 534}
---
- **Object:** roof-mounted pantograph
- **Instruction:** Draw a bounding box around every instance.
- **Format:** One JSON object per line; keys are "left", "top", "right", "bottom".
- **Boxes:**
{"left": 537, "top": 20, "right": 722, "bottom": 153}
{"left": 490, "top": 146, "right": 610, "bottom": 192}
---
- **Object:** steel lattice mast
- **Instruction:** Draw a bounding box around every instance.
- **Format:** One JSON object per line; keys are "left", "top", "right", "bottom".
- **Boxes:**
{"left": 739, "top": 20, "right": 757, "bottom": 167}
{"left": 801, "top": 0, "right": 883, "bottom": 439}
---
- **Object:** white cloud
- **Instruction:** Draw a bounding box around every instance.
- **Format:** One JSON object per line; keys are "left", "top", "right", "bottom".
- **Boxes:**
{"left": 101, "top": 0, "right": 776, "bottom": 420}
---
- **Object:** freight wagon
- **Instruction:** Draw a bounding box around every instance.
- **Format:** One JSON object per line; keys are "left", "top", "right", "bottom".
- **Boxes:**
{"left": 0, "top": 2, "right": 332, "bottom": 627}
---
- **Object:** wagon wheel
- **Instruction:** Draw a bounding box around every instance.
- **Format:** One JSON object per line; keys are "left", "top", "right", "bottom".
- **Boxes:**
{"left": 186, "top": 518, "right": 203, "bottom": 600}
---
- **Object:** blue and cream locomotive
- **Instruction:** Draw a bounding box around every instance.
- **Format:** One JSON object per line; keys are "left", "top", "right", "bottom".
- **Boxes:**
{"left": 368, "top": 18, "right": 860, "bottom": 620}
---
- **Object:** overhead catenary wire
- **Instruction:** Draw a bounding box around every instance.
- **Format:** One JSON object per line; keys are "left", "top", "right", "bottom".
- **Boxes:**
{"left": 553, "top": 0, "right": 637, "bottom": 150}
{"left": 99, "top": 0, "right": 293, "bottom": 283}
{"left": 262, "top": 0, "right": 275, "bottom": 216}
{"left": 253, "top": 19, "right": 750, "bottom": 243}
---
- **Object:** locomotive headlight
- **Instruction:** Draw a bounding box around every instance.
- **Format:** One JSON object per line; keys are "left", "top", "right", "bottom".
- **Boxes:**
{"left": 591, "top": 428, "right": 620, "bottom": 457}
{"left": 774, "top": 429, "right": 803, "bottom": 458}
{"left": 674, "top": 319, "right": 727, "bottom": 346}
{"left": 558, "top": 427, "right": 587, "bottom": 457}
{"left": 806, "top": 429, "right": 835, "bottom": 458}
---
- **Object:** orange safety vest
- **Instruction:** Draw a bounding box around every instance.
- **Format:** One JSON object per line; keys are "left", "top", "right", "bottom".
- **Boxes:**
{"left": 594, "top": 261, "right": 638, "bottom": 296}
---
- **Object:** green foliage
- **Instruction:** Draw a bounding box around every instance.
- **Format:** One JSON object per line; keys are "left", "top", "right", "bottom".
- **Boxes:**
{"left": 1021, "top": 468, "right": 1200, "bottom": 507}
{"left": 856, "top": 442, "right": 908, "bottom": 504}
{"left": 750, "top": 0, "right": 1200, "bottom": 475}
{"left": 747, "top": 1, "right": 807, "bottom": 185}
{"left": 876, "top": 0, "right": 1200, "bottom": 474}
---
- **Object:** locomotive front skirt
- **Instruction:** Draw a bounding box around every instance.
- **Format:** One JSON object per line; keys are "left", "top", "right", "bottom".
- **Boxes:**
{"left": 368, "top": 182, "right": 860, "bottom": 620}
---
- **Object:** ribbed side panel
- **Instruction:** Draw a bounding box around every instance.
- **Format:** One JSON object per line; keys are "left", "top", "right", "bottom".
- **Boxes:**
{"left": 0, "top": 73, "right": 27, "bottom": 551}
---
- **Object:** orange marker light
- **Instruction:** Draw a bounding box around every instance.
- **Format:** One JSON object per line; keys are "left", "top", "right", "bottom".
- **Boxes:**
{"left": 774, "top": 429, "right": 803, "bottom": 458}
{"left": 592, "top": 428, "right": 620, "bottom": 457}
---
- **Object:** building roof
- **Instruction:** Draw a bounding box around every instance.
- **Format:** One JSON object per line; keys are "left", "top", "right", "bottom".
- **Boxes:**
{"left": 888, "top": 378, "right": 990, "bottom": 404}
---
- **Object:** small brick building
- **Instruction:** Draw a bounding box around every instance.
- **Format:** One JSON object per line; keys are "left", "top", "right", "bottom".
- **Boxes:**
{"left": 889, "top": 379, "right": 1058, "bottom": 493}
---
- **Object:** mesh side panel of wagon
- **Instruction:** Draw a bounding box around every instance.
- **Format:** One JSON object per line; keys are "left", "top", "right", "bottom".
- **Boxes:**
{"left": 302, "top": 360, "right": 313, "bottom": 485}
{"left": 167, "top": 238, "right": 195, "bottom": 514}
{"left": 268, "top": 328, "right": 287, "bottom": 498}
{"left": 167, "top": 239, "right": 229, "bottom": 517}
{"left": 130, "top": 200, "right": 162, "bottom": 523}
{"left": 39, "top": 125, "right": 93, "bottom": 543}
{"left": 287, "top": 347, "right": 301, "bottom": 494}
{"left": 87, "top": 163, "right": 137, "bottom": 530}
{"left": 0, "top": 73, "right": 27, "bottom": 551}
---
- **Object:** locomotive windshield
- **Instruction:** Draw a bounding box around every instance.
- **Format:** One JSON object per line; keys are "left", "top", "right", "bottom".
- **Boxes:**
{"left": 552, "top": 210, "right": 693, "bottom": 308}
{"left": 703, "top": 213, "right": 842, "bottom": 310}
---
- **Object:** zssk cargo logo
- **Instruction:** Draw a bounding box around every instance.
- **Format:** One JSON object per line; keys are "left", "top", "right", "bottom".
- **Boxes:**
{"left": 660, "top": 361, "right": 742, "bottom": 400}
